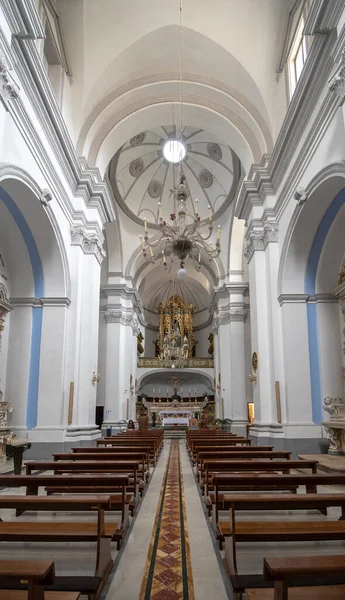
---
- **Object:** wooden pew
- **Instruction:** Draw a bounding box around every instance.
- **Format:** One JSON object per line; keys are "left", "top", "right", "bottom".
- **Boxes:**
{"left": 0, "top": 559, "right": 80, "bottom": 600}
{"left": 94, "top": 440, "right": 158, "bottom": 464}
{"left": 52, "top": 452, "right": 150, "bottom": 486}
{"left": 71, "top": 445, "right": 154, "bottom": 467}
{"left": 247, "top": 555, "right": 345, "bottom": 600}
{"left": 221, "top": 494, "right": 345, "bottom": 596}
{"left": 203, "top": 459, "right": 318, "bottom": 498}
{"left": 0, "top": 474, "right": 129, "bottom": 540}
{"left": 0, "top": 496, "right": 115, "bottom": 599}
{"left": 188, "top": 437, "right": 252, "bottom": 457}
{"left": 25, "top": 460, "right": 140, "bottom": 516}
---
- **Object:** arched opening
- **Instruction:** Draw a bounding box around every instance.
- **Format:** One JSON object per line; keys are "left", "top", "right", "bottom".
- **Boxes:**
{"left": 0, "top": 174, "right": 68, "bottom": 433}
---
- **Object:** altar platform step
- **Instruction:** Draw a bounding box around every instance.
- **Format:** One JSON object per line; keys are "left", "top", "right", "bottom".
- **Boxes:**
{"left": 298, "top": 454, "right": 345, "bottom": 473}
{"left": 164, "top": 430, "right": 186, "bottom": 440}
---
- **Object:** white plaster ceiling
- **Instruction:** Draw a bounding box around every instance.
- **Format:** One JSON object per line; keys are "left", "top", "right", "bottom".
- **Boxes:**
{"left": 108, "top": 125, "right": 240, "bottom": 226}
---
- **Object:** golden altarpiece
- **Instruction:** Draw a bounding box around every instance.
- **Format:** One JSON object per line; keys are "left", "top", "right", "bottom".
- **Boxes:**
{"left": 157, "top": 295, "right": 195, "bottom": 362}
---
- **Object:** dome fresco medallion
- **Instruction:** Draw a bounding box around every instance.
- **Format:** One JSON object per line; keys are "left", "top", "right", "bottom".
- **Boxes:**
{"left": 109, "top": 125, "right": 241, "bottom": 226}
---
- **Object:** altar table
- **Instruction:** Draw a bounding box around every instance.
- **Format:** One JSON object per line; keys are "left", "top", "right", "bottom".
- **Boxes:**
{"left": 162, "top": 417, "right": 189, "bottom": 426}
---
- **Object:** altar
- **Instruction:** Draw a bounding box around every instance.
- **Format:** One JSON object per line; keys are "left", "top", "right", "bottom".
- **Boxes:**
{"left": 159, "top": 410, "right": 193, "bottom": 427}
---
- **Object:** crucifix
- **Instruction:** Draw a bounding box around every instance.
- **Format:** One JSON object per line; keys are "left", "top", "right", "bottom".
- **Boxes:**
{"left": 169, "top": 376, "right": 180, "bottom": 395}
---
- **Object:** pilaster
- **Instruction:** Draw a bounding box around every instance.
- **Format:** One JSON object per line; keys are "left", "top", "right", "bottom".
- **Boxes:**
{"left": 102, "top": 288, "right": 142, "bottom": 422}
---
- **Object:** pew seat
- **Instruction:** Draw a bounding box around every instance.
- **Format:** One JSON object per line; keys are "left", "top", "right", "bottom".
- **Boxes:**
{"left": 246, "top": 556, "right": 345, "bottom": 600}
{"left": 246, "top": 586, "right": 345, "bottom": 599}
{"left": 0, "top": 560, "right": 80, "bottom": 599}
{"left": 0, "top": 593, "right": 80, "bottom": 600}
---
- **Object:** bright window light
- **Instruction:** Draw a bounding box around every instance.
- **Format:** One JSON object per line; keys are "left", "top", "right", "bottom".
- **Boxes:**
{"left": 163, "top": 139, "right": 186, "bottom": 163}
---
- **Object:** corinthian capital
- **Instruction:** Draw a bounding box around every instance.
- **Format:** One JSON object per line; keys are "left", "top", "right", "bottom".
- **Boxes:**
{"left": 329, "top": 47, "right": 345, "bottom": 97}
{"left": 0, "top": 52, "right": 19, "bottom": 102}
{"left": 244, "top": 222, "right": 278, "bottom": 262}
{"left": 70, "top": 225, "right": 105, "bottom": 264}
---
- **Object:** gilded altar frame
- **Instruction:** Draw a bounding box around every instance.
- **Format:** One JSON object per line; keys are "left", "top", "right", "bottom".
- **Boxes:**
{"left": 157, "top": 295, "right": 195, "bottom": 357}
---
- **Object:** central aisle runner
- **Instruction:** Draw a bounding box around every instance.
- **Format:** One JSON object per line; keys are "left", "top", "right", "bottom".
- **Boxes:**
{"left": 140, "top": 440, "right": 195, "bottom": 600}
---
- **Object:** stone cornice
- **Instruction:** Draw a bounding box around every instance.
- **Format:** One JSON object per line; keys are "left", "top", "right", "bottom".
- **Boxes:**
{"left": 278, "top": 293, "right": 338, "bottom": 305}
{"left": 101, "top": 284, "right": 146, "bottom": 325}
{"left": 10, "top": 297, "right": 71, "bottom": 307}
{"left": 304, "top": 0, "right": 345, "bottom": 35}
{"left": 70, "top": 225, "right": 105, "bottom": 265}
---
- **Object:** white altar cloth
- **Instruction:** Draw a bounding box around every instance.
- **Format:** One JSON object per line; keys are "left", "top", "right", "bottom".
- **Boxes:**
{"left": 162, "top": 417, "right": 189, "bottom": 426}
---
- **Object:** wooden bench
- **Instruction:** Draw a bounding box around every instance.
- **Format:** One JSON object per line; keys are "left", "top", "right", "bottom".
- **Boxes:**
{"left": 0, "top": 496, "right": 116, "bottom": 599}
{"left": 196, "top": 450, "right": 291, "bottom": 474}
{"left": 203, "top": 459, "right": 318, "bottom": 498}
{"left": 247, "top": 555, "right": 345, "bottom": 600}
{"left": 92, "top": 441, "right": 158, "bottom": 464}
{"left": 52, "top": 452, "right": 150, "bottom": 489}
{"left": 213, "top": 471, "right": 345, "bottom": 495}
{"left": 0, "top": 474, "right": 129, "bottom": 538}
{"left": 188, "top": 437, "right": 252, "bottom": 457}
{"left": 220, "top": 494, "right": 345, "bottom": 597}
{"left": 25, "top": 460, "right": 140, "bottom": 506}
{"left": 0, "top": 559, "right": 80, "bottom": 600}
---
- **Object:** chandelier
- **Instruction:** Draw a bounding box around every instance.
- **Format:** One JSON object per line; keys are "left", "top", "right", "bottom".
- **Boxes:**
{"left": 140, "top": 172, "right": 221, "bottom": 278}
{"left": 138, "top": 0, "right": 221, "bottom": 278}
{"left": 158, "top": 320, "right": 189, "bottom": 369}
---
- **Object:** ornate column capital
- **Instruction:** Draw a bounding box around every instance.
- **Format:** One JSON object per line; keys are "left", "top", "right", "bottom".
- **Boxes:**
{"left": 0, "top": 52, "right": 19, "bottom": 102}
{"left": 70, "top": 225, "right": 105, "bottom": 264}
{"left": 244, "top": 222, "right": 278, "bottom": 263}
{"left": 211, "top": 316, "right": 220, "bottom": 335}
{"left": 104, "top": 308, "right": 139, "bottom": 333}
{"left": 229, "top": 307, "right": 247, "bottom": 322}
{"left": 329, "top": 47, "right": 345, "bottom": 97}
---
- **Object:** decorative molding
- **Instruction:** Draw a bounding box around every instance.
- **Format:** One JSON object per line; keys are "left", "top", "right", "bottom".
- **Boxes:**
{"left": 0, "top": 51, "right": 19, "bottom": 103}
{"left": 137, "top": 357, "right": 214, "bottom": 369}
{"left": 70, "top": 225, "right": 105, "bottom": 264}
{"left": 10, "top": 297, "right": 70, "bottom": 308}
{"left": 39, "top": 189, "right": 53, "bottom": 206}
{"left": 293, "top": 186, "right": 308, "bottom": 205}
{"left": 278, "top": 293, "right": 338, "bottom": 306}
{"left": 229, "top": 307, "right": 247, "bottom": 322}
{"left": 0, "top": 13, "right": 115, "bottom": 225}
{"left": 329, "top": 46, "right": 345, "bottom": 96}
{"left": 101, "top": 284, "right": 146, "bottom": 326}
{"left": 244, "top": 222, "right": 279, "bottom": 262}
{"left": 0, "top": 284, "right": 13, "bottom": 313}
{"left": 103, "top": 308, "right": 139, "bottom": 333}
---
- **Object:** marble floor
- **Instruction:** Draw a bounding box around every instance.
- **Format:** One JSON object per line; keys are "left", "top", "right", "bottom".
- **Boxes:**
{"left": 103, "top": 440, "right": 229, "bottom": 600}
{"left": 0, "top": 444, "right": 344, "bottom": 599}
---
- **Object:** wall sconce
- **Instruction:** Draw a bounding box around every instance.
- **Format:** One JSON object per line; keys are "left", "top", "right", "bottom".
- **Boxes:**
{"left": 92, "top": 372, "right": 100, "bottom": 385}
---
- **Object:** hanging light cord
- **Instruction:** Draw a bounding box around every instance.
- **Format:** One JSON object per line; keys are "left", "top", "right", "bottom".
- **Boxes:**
{"left": 179, "top": 0, "right": 183, "bottom": 142}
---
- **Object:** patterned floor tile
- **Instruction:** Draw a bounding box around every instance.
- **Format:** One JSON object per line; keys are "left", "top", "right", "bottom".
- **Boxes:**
{"left": 139, "top": 440, "right": 195, "bottom": 599}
